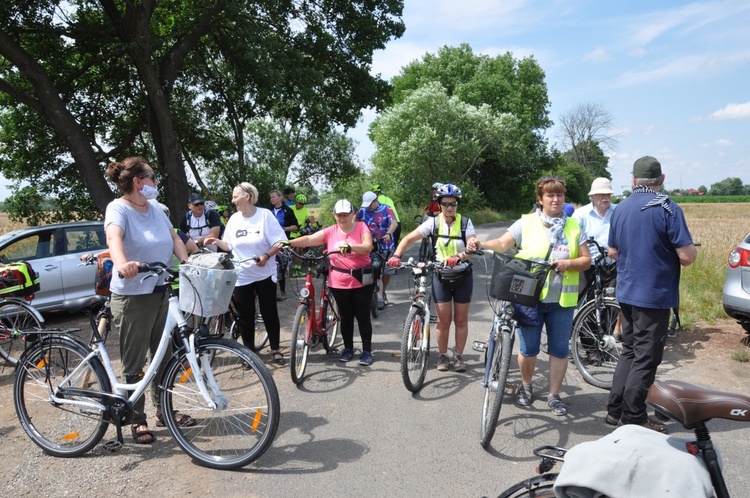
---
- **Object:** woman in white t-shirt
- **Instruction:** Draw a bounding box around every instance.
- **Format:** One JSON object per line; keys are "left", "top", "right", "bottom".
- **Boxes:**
{"left": 204, "top": 183, "right": 287, "bottom": 365}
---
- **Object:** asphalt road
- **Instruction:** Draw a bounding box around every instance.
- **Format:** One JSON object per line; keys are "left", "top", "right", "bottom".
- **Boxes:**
{"left": 17, "top": 221, "right": 750, "bottom": 497}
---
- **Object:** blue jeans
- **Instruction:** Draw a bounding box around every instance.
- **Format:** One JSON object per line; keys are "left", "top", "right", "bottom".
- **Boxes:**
{"left": 517, "top": 302, "right": 574, "bottom": 358}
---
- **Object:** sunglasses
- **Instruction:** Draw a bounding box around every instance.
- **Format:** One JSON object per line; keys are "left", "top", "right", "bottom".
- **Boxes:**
{"left": 139, "top": 173, "right": 157, "bottom": 181}
{"left": 192, "top": 202, "right": 205, "bottom": 207}
{"left": 440, "top": 201, "right": 458, "bottom": 208}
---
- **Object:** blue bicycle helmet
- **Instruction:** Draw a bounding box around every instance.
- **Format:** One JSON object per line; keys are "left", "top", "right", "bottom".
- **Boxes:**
{"left": 436, "top": 183, "right": 462, "bottom": 200}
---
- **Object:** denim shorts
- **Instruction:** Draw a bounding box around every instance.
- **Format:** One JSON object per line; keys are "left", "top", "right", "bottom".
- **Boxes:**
{"left": 516, "top": 301, "right": 575, "bottom": 358}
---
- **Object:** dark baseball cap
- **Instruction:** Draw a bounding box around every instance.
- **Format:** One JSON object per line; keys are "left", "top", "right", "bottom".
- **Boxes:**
{"left": 188, "top": 193, "right": 205, "bottom": 204}
{"left": 632, "top": 156, "right": 662, "bottom": 179}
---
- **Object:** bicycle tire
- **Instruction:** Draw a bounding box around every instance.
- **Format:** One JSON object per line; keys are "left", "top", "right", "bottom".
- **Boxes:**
{"left": 290, "top": 303, "right": 311, "bottom": 385}
{"left": 254, "top": 295, "right": 269, "bottom": 350}
{"left": 14, "top": 336, "right": 110, "bottom": 457}
{"left": 497, "top": 473, "right": 558, "bottom": 498}
{"left": 418, "top": 237, "right": 434, "bottom": 263}
{"left": 370, "top": 286, "right": 379, "bottom": 319}
{"left": 0, "top": 301, "right": 43, "bottom": 366}
{"left": 322, "top": 289, "right": 340, "bottom": 349}
{"left": 480, "top": 324, "right": 513, "bottom": 448}
{"left": 160, "top": 337, "right": 280, "bottom": 470}
{"left": 400, "top": 306, "right": 430, "bottom": 392}
{"left": 571, "top": 298, "right": 622, "bottom": 390}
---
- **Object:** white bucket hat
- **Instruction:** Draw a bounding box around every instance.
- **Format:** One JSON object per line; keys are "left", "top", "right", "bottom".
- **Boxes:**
{"left": 588, "top": 178, "right": 614, "bottom": 196}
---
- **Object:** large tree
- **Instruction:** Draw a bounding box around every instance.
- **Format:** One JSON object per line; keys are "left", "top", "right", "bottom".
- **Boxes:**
{"left": 379, "top": 44, "right": 553, "bottom": 210}
{"left": 557, "top": 101, "right": 618, "bottom": 175}
{"left": 0, "top": 1, "right": 404, "bottom": 223}
{"left": 369, "top": 81, "right": 523, "bottom": 207}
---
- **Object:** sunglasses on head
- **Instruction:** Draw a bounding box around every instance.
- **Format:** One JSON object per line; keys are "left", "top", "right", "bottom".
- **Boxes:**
{"left": 440, "top": 201, "right": 458, "bottom": 207}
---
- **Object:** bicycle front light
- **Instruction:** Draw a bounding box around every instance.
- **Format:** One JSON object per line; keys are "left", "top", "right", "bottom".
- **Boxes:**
{"left": 300, "top": 288, "right": 310, "bottom": 298}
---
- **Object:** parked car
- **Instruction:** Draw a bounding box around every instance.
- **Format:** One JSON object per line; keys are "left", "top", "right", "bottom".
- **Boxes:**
{"left": 722, "top": 232, "right": 750, "bottom": 333}
{"left": 0, "top": 221, "right": 106, "bottom": 312}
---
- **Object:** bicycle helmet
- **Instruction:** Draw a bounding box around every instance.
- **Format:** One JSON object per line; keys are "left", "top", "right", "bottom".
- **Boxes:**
{"left": 295, "top": 193, "right": 308, "bottom": 204}
{"left": 372, "top": 183, "right": 382, "bottom": 193}
{"left": 204, "top": 200, "right": 219, "bottom": 212}
{"left": 436, "top": 183, "right": 462, "bottom": 200}
{"left": 431, "top": 182, "right": 443, "bottom": 190}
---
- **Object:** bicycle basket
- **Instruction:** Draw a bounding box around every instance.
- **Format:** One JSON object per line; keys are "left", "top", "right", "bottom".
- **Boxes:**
{"left": 179, "top": 265, "right": 239, "bottom": 317}
{"left": 489, "top": 253, "right": 551, "bottom": 307}
{"left": 0, "top": 261, "right": 41, "bottom": 298}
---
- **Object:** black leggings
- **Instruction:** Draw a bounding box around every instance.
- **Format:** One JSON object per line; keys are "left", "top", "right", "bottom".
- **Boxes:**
{"left": 330, "top": 284, "right": 375, "bottom": 352}
{"left": 233, "top": 277, "right": 281, "bottom": 351}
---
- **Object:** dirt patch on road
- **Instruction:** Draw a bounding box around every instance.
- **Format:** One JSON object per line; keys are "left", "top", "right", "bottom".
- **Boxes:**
{"left": 661, "top": 318, "right": 750, "bottom": 393}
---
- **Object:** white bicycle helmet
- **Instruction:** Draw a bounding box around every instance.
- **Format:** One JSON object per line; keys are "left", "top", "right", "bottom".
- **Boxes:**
{"left": 436, "top": 183, "right": 462, "bottom": 200}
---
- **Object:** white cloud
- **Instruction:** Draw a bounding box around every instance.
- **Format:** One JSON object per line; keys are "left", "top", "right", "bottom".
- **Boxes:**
{"left": 583, "top": 47, "right": 613, "bottom": 63}
{"left": 699, "top": 139, "right": 733, "bottom": 148}
{"left": 708, "top": 101, "right": 750, "bottom": 120}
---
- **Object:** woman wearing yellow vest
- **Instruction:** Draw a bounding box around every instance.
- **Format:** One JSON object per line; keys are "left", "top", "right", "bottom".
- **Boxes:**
{"left": 469, "top": 177, "right": 590, "bottom": 416}
{"left": 388, "top": 184, "right": 479, "bottom": 373}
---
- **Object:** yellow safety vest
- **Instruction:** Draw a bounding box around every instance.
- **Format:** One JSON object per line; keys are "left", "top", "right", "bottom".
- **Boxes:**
{"left": 516, "top": 214, "right": 580, "bottom": 307}
{"left": 434, "top": 213, "right": 464, "bottom": 261}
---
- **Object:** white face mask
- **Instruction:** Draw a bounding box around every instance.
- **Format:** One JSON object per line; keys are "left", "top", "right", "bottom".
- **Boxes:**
{"left": 140, "top": 184, "right": 159, "bottom": 200}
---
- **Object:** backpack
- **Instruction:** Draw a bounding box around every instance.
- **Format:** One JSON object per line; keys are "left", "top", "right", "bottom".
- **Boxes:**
{"left": 185, "top": 208, "right": 225, "bottom": 239}
{"left": 0, "top": 261, "right": 41, "bottom": 298}
{"left": 95, "top": 251, "right": 114, "bottom": 296}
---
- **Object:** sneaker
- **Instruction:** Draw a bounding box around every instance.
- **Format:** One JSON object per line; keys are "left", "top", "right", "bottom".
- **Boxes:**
{"left": 276, "top": 291, "right": 286, "bottom": 302}
{"left": 453, "top": 354, "right": 466, "bottom": 372}
{"left": 436, "top": 354, "right": 450, "bottom": 371}
{"left": 382, "top": 292, "right": 389, "bottom": 305}
{"left": 359, "top": 351, "right": 373, "bottom": 366}
{"left": 548, "top": 396, "right": 567, "bottom": 416}
{"left": 604, "top": 413, "right": 620, "bottom": 426}
{"left": 377, "top": 297, "right": 385, "bottom": 310}
{"left": 339, "top": 348, "right": 354, "bottom": 362}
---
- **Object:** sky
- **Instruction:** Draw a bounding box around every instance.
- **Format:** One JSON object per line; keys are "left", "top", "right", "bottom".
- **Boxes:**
{"left": 347, "top": 0, "right": 750, "bottom": 195}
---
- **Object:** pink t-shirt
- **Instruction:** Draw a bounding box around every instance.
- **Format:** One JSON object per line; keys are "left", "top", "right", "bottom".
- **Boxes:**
{"left": 325, "top": 222, "right": 372, "bottom": 289}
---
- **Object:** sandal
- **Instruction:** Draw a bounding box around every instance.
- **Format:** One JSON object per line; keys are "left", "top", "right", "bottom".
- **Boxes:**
{"left": 155, "top": 411, "right": 196, "bottom": 428}
{"left": 131, "top": 423, "right": 156, "bottom": 444}
{"left": 272, "top": 351, "right": 287, "bottom": 365}
{"left": 548, "top": 395, "right": 568, "bottom": 416}
{"left": 516, "top": 385, "right": 533, "bottom": 406}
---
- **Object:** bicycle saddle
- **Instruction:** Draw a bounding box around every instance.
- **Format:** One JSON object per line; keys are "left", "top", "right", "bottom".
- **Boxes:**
{"left": 647, "top": 380, "right": 750, "bottom": 428}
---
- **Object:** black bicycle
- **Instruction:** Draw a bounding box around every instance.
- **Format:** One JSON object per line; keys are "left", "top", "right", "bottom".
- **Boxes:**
{"left": 570, "top": 237, "right": 622, "bottom": 389}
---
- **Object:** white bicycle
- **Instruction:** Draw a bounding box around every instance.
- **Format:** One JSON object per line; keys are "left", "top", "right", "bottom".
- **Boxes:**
{"left": 13, "top": 261, "right": 280, "bottom": 470}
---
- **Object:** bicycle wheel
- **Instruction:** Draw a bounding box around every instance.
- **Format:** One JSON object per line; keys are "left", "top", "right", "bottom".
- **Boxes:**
{"left": 160, "top": 337, "right": 280, "bottom": 470}
{"left": 571, "top": 298, "right": 622, "bottom": 390}
{"left": 400, "top": 306, "right": 429, "bottom": 392}
{"left": 370, "top": 282, "right": 379, "bottom": 319}
{"left": 498, "top": 473, "right": 558, "bottom": 498}
{"left": 0, "top": 301, "right": 43, "bottom": 366}
{"left": 14, "top": 336, "right": 110, "bottom": 457}
{"left": 290, "top": 304, "right": 311, "bottom": 385}
{"left": 480, "top": 325, "right": 513, "bottom": 448}
{"left": 254, "top": 295, "right": 269, "bottom": 350}
{"left": 418, "top": 237, "right": 434, "bottom": 263}
{"left": 322, "top": 290, "right": 340, "bottom": 349}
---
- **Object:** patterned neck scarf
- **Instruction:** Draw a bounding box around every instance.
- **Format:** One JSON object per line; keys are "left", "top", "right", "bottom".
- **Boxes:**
{"left": 633, "top": 185, "right": 674, "bottom": 217}
{"left": 536, "top": 208, "right": 568, "bottom": 247}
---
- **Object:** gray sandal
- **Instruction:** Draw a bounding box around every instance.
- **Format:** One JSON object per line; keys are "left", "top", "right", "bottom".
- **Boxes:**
{"left": 548, "top": 395, "right": 567, "bottom": 416}
{"left": 516, "top": 385, "right": 533, "bottom": 406}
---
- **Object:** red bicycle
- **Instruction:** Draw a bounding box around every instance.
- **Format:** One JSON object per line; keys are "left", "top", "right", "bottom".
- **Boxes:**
{"left": 283, "top": 248, "right": 340, "bottom": 385}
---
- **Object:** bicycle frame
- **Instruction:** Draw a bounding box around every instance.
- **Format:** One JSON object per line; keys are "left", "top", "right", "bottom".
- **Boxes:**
{"left": 296, "top": 251, "right": 337, "bottom": 342}
{"left": 46, "top": 281, "right": 222, "bottom": 416}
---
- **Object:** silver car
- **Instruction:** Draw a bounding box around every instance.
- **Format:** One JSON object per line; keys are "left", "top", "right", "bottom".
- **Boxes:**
{"left": 0, "top": 221, "right": 106, "bottom": 312}
{"left": 722, "top": 232, "right": 750, "bottom": 332}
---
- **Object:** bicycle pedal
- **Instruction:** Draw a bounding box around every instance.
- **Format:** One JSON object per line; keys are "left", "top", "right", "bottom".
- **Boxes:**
{"left": 102, "top": 440, "right": 123, "bottom": 453}
{"left": 471, "top": 340, "right": 487, "bottom": 352}
{"left": 327, "top": 348, "right": 340, "bottom": 357}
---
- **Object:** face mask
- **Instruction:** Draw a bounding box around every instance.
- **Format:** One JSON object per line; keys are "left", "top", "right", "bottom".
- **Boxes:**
{"left": 140, "top": 184, "right": 159, "bottom": 200}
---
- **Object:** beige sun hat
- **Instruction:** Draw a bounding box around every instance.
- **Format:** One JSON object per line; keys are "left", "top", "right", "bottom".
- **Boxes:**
{"left": 588, "top": 178, "right": 615, "bottom": 196}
